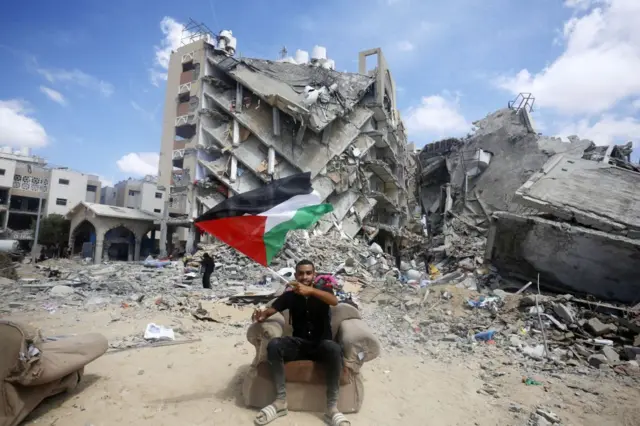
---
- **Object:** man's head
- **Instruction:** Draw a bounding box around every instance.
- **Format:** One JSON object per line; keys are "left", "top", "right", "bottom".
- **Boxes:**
{"left": 294, "top": 259, "right": 315, "bottom": 286}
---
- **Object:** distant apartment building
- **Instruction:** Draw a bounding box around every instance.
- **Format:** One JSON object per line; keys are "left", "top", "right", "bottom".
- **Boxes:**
{"left": 0, "top": 147, "right": 101, "bottom": 244}
{"left": 102, "top": 175, "right": 165, "bottom": 215}
{"left": 157, "top": 22, "right": 411, "bottom": 254}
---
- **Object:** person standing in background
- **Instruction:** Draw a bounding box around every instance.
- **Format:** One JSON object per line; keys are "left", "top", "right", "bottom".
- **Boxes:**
{"left": 201, "top": 253, "right": 215, "bottom": 289}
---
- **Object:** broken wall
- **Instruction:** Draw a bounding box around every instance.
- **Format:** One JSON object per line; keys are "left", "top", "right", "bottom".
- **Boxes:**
{"left": 515, "top": 154, "right": 640, "bottom": 238}
{"left": 486, "top": 212, "right": 640, "bottom": 303}
{"left": 447, "top": 108, "right": 593, "bottom": 216}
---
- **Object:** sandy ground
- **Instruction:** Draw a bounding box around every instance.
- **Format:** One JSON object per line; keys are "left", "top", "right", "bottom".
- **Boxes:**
{"left": 6, "top": 303, "right": 639, "bottom": 426}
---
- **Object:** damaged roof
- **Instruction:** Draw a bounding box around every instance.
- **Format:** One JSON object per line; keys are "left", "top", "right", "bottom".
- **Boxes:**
{"left": 66, "top": 202, "right": 161, "bottom": 221}
{"left": 208, "top": 53, "right": 374, "bottom": 132}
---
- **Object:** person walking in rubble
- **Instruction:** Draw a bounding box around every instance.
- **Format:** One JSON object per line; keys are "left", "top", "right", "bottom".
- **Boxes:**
{"left": 200, "top": 252, "right": 215, "bottom": 289}
{"left": 251, "top": 259, "right": 350, "bottom": 426}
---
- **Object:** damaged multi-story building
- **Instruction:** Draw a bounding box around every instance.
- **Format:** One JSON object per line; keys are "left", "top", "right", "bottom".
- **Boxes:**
{"left": 157, "top": 21, "right": 412, "bottom": 256}
{"left": 417, "top": 94, "right": 640, "bottom": 303}
{"left": 0, "top": 147, "right": 102, "bottom": 248}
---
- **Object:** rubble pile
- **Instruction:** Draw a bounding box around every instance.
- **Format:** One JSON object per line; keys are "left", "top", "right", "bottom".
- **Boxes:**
{"left": 416, "top": 105, "right": 640, "bottom": 303}
{"left": 0, "top": 252, "right": 17, "bottom": 280}
{"left": 360, "top": 276, "right": 640, "bottom": 380}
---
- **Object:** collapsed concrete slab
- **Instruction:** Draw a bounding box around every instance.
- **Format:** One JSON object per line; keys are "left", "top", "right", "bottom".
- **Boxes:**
{"left": 515, "top": 154, "right": 640, "bottom": 238}
{"left": 485, "top": 212, "right": 640, "bottom": 303}
{"left": 447, "top": 108, "right": 593, "bottom": 215}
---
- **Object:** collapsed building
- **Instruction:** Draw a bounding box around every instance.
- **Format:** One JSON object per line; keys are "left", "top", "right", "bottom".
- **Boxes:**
{"left": 157, "top": 21, "right": 413, "bottom": 257}
{"left": 418, "top": 94, "right": 640, "bottom": 303}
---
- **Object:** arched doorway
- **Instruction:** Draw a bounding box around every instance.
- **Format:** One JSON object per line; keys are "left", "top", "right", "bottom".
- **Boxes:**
{"left": 71, "top": 220, "right": 97, "bottom": 258}
{"left": 104, "top": 226, "right": 135, "bottom": 261}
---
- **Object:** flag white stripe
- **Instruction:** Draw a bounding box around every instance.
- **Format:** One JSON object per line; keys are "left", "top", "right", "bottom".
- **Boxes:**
{"left": 260, "top": 191, "right": 322, "bottom": 233}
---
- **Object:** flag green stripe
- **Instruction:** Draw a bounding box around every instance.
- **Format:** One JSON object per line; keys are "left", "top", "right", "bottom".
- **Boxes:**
{"left": 263, "top": 203, "right": 333, "bottom": 264}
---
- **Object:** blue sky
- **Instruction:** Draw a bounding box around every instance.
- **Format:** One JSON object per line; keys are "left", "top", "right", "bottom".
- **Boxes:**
{"left": 0, "top": 0, "right": 638, "bottom": 187}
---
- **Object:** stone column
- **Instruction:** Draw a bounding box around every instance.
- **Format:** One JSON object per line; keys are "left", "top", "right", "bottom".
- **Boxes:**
{"left": 94, "top": 238, "right": 104, "bottom": 264}
{"left": 159, "top": 200, "right": 169, "bottom": 257}
{"left": 134, "top": 237, "right": 142, "bottom": 261}
{"left": 68, "top": 236, "right": 75, "bottom": 255}
{"left": 127, "top": 240, "right": 133, "bottom": 261}
{"left": 186, "top": 226, "right": 195, "bottom": 254}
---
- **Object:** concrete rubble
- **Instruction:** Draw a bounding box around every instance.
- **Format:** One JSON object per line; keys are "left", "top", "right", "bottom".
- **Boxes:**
{"left": 416, "top": 101, "right": 640, "bottom": 304}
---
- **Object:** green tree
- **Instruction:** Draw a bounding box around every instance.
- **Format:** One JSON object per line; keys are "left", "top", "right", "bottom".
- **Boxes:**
{"left": 33, "top": 214, "right": 70, "bottom": 249}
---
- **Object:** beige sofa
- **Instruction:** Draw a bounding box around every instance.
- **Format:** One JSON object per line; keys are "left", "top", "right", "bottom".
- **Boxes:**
{"left": 0, "top": 319, "right": 108, "bottom": 426}
{"left": 243, "top": 303, "right": 381, "bottom": 413}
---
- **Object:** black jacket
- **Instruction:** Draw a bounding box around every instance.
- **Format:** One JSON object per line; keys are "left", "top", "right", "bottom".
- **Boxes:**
{"left": 201, "top": 256, "right": 215, "bottom": 274}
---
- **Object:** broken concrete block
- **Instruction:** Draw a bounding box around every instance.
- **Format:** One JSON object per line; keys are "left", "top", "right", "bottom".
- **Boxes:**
{"left": 458, "top": 258, "right": 475, "bottom": 271}
{"left": 523, "top": 344, "right": 546, "bottom": 360}
{"left": 399, "top": 261, "right": 411, "bottom": 271}
{"left": 535, "top": 408, "right": 560, "bottom": 424}
{"left": 529, "top": 414, "right": 553, "bottom": 426}
{"left": 600, "top": 346, "right": 620, "bottom": 363}
{"left": 49, "top": 285, "right": 75, "bottom": 297}
{"left": 588, "top": 354, "right": 609, "bottom": 368}
{"left": 586, "top": 317, "right": 617, "bottom": 336}
{"left": 369, "top": 243, "right": 383, "bottom": 254}
{"left": 520, "top": 294, "right": 549, "bottom": 307}
{"left": 486, "top": 212, "right": 640, "bottom": 304}
{"left": 625, "top": 360, "right": 640, "bottom": 372}
{"left": 553, "top": 303, "right": 574, "bottom": 324}
{"left": 574, "top": 344, "right": 592, "bottom": 358}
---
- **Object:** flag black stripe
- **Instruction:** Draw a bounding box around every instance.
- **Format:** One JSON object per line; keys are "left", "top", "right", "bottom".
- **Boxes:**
{"left": 194, "top": 172, "right": 313, "bottom": 222}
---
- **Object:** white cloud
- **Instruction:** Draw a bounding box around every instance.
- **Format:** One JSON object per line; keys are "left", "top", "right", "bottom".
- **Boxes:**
{"left": 97, "top": 175, "right": 114, "bottom": 187}
{"left": 564, "top": 0, "right": 601, "bottom": 10}
{"left": 495, "top": 0, "right": 640, "bottom": 115}
{"left": 149, "top": 69, "right": 167, "bottom": 87}
{"left": 404, "top": 94, "right": 470, "bottom": 138}
{"left": 39, "top": 86, "right": 67, "bottom": 106}
{"left": 396, "top": 40, "right": 415, "bottom": 52}
{"left": 0, "top": 100, "right": 49, "bottom": 148}
{"left": 557, "top": 115, "right": 640, "bottom": 147}
{"left": 149, "top": 17, "right": 191, "bottom": 85}
{"left": 37, "top": 67, "right": 114, "bottom": 97}
{"left": 116, "top": 152, "right": 159, "bottom": 176}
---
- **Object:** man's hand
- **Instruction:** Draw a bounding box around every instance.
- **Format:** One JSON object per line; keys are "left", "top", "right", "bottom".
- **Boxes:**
{"left": 252, "top": 308, "right": 268, "bottom": 323}
{"left": 291, "top": 281, "right": 314, "bottom": 297}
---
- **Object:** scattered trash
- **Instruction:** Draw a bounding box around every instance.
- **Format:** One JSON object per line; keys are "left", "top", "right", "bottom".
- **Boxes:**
{"left": 522, "top": 376, "right": 542, "bottom": 386}
{"left": 473, "top": 330, "right": 496, "bottom": 342}
{"left": 143, "top": 323, "right": 175, "bottom": 341}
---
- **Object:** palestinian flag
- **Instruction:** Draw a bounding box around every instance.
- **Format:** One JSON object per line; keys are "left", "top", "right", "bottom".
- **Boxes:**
{"left": 194, "top": 172, "right": 333, "bottom": 266}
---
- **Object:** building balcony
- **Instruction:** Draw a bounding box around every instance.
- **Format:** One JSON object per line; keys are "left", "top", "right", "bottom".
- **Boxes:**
{"left": 364, "top": 160, "right": 403, "bottom": 190}
{"left": 367, "top": 190, "right": 400, "bottom": 212}
{"left": 171, "top": 169, "right": 191, "bottom": 188}
{"left": 182, "top": 52, "right": 195, "bottom": 64}
{"left": 178, "top": 82, "right": 192, "bottom": 102}
{"left": 172, "top": 149, "right": 185, "bottom": 160}
{"left": 175, "top": 114, "right": 197, "bottom": 139}
{"left": 168, "top": 191, "right": 188, "bottom": 215}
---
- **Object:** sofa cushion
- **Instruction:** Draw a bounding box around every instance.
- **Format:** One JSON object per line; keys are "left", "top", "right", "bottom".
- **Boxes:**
{"left": 256, "top": 360, "right": 352, "bottom": 386}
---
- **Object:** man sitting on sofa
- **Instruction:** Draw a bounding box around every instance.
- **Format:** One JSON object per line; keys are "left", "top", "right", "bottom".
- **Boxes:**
{"left": 252, "top": 259, "right": 350, "bottom": 426}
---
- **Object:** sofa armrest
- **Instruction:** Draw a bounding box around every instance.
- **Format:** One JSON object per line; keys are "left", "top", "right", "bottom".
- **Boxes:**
{"left": 246, "top": 313, "right": 286, "bottom": 366}
{"left": 14, "top": 333, "right": 108, "bottom": 386}
{"left": 336, "top": 318, "right": 381, "bottom": 373}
